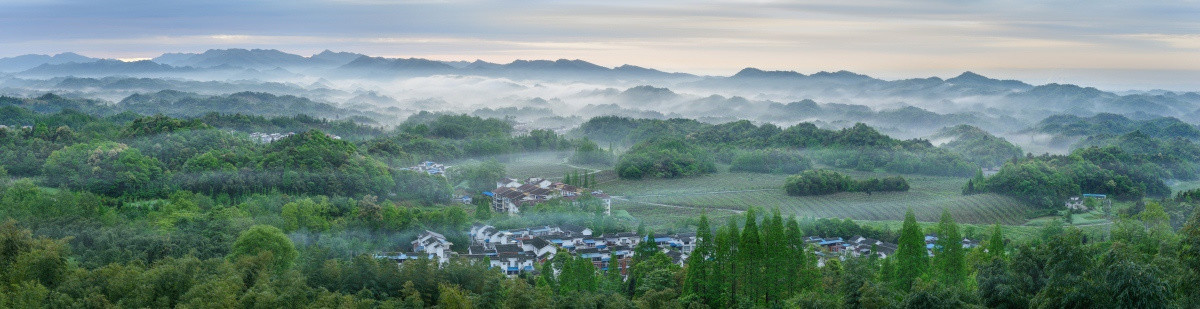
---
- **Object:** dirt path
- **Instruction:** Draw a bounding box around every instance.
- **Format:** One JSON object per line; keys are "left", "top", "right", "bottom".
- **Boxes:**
{"left": 624, "top": 189, "right": 778, "bottom": 198}
{"left": 558, "top": 160, "right": 604, "bottom": 173}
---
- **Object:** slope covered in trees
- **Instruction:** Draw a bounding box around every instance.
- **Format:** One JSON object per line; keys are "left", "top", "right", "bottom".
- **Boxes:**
{"left": 616, "top": 137, "right": 717, "bottom": 179}
{"left": 966, "top": 146, "right": 1170, "bottom": 208}
{"left": 579, "top": 117, "right": 980, "bottom": 177}
{"left": 1030, "top": 113, "right": 1200, "bottom": 140}
{"left": 934, "top": 124, "right": 1023, "bottom": 168}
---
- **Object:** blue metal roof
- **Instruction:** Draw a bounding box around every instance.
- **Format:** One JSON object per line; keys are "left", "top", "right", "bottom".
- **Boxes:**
{"left": 483, "top": 191, "right": 494, "bottom": 197}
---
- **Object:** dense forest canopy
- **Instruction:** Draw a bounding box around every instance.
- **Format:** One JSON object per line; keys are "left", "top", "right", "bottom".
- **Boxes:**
{"left": 934, "top": 124, "right": 1023, "bottom": 168}
{"left": 966, "top": 146, "right": 1171, "bottom": 208}
{"left": 615, "top": 137, "right": 717, "bottom": 179}
{"left": 1030, "top": 113, "right": 1200, "bottom": 140}
{"left": 579, "top": 117, "right": 980, "bottom": 177}
{"left": 6, "top": 87, "right": 1200, "bottom": 307}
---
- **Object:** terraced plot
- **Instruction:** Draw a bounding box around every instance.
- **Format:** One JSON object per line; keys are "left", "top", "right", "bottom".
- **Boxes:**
{"left": 601, "top": 171, "right": 1036, "bottom": 225}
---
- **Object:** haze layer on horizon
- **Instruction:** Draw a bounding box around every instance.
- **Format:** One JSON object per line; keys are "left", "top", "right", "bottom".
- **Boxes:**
{"left": 3, "top": 0, "right": 1198, "bottom": 91}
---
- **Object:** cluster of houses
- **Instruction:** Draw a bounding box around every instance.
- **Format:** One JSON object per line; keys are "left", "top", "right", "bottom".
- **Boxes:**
{"left": 377, "top": 224, "right": 697, "bottom": 277}
{"left": 401, "top": 161, "right": 448, "bottom": 176}
{"left": 806, "top": 234, "right": 977, "bottom": 266}
{"left": 807, "top": 235, "right": 899, "bottom": 264}
{"left": 486, "top": 177, "right": 612, "bottom": 215}
{"left": 248, "top": 132, "right": 342, "bottom": 143}
{"left": 378, "top": 225, "right": 982, "bottom": 277}
{"left": 0, "top": 125, "right": 33, "bottom": 131}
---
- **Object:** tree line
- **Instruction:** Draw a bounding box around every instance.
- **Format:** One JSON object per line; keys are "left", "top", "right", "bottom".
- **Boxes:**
{"left": 785, "top": 169, "right": 910, "bottom": 196}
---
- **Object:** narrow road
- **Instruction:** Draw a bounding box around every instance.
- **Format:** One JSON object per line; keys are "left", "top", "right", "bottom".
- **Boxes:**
{"left": 625, "top": 188, "right": 778, "bottom": 198}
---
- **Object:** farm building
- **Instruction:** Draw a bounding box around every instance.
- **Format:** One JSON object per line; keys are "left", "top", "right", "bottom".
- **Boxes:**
{"left": 486, "top": 177, "right": 612, "bottom": 215}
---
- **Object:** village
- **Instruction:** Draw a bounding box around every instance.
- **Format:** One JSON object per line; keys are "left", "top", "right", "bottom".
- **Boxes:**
{"left": 486, "top": 177, "right": 612, "bottom": 215}
{"left": 367, "top": 164, "right": 982, "bottom": 276}
{"left": 377, "top": 221, "right": 979, "bottom": 277}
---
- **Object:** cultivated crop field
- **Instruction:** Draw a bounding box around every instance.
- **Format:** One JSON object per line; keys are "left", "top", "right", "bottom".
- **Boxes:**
{"left": 489, "top": 151, "right": 611, "bottom": 180}
{"left": 600, "top": 171, "right": 1038, "bottom": 225}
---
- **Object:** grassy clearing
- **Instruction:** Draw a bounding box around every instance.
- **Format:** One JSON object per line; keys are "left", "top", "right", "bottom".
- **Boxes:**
{"left": 599, "top": 170, "right": 1037, "bottom": 225}
{"left": 489, "top": 151, "right": 612, "bottom": 180}
{"left": 1169, "top": 179, "right": 1200, "bottom": 194}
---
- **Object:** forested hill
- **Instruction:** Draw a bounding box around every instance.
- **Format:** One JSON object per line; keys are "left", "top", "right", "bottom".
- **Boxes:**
{"left": 577, "top": 116, "right": 981, "bottom": 176}
{"left": 1028, "top": 113, "right": 1200, "bottom": 140}
{"left": 0, "top": 91, "right": 386, "bottom": 126}
{"left": 118, "top": 91, "right": 384, "bottom": 123}
{"left": 932, "top": 124, "right": 1023, "bottom": 168}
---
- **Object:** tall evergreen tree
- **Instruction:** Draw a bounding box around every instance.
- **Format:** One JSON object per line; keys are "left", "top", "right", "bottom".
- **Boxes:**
{"left": 683, "top": 215, "right": 713, "bottom": 306}
{"left": 988, "top": 224, "right": 1006, "bottom": 259}
{"left": 895, "top": 209, "right": 928, "bottom": 292}
{"left": 720, "top": 216, "right": 741, "bottom": 307}
{"left": 629, "top": 231, "right": 659, "bottom": 297}
{"left": 601, "top": 253, "right": 624, "bottom": 294}
{"left": 764, "top": 208, "right": 787, "bottom": 304}
{"left": 738, "top": 208, "right": 763, "bottom": 304}
{"left": 934, "top": 210, "right": 966, "bottom": 286}
{"left": 1179, "top": 209, "right": 1200, "bottom": 302}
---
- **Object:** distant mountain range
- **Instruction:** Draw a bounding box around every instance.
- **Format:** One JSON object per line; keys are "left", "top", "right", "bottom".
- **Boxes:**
{"left": 0, "top": 52, "right": 99, "bottom": 72}
{"left": 3, "top": 48, "right": 1200, "bottom": 134}
{"left": 0, "top": 49, "right": 695, "bottom": 81}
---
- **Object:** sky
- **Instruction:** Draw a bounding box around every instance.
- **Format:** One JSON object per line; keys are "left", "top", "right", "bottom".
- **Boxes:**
{"left": 1, "top": 0, "right": 1198, "bottom": 90}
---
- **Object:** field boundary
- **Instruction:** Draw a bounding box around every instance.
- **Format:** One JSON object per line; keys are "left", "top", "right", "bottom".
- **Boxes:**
{"left": 612, "top": 196, "right": 746, "bottom": 213}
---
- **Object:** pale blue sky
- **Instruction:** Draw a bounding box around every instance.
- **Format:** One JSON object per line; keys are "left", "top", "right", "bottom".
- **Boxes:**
{"left": 2, "top": 0, "right": 1198, "bottom": 90}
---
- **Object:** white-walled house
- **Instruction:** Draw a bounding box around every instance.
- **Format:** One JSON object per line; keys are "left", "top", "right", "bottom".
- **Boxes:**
{"left": 411, "top": 230, "right": 453, "bottom": 263}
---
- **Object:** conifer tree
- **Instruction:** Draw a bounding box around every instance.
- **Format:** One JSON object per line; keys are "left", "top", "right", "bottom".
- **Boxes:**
{"left": 721, "top": 216, "right": 741, "bottom": 307}
{"left": 1179, "top": 210, "right": 1200, "bottom": 299}
{"left": 895, "top": 209, "right": 927, "bottom": 292}
{"left": 764, "top": 208, "right": 786, "bottom": 304}
{"left": 738, "top": 208, "right": 763, "bottom": 304}
{"left": 601, "top": 253, "right": 624, "bottom": 294}
{"left": 784, "top": 217, "right": 805, "bottom": 295}
{"left": 934, "top": 210, "right": 966, "bottom": 286}
{"left": 683, "top": 215, "right": 713, "bottom": 305}
{"left": 987, "top": 224, "right": 1005, "bottom": 259}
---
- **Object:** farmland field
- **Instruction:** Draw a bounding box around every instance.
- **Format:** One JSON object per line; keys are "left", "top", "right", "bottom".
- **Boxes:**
{"left": 598, "top": 170, "right": 1038, "bottom": 226}
{"left": 472, "top": 151, "right": 612, "bottom": 180}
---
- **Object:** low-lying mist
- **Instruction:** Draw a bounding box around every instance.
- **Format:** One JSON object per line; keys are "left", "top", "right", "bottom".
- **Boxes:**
{"left": 4, "top": 49, "right": 1199, "bottom": 155}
